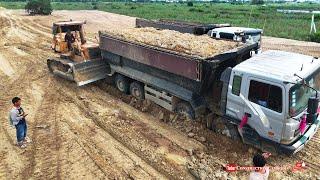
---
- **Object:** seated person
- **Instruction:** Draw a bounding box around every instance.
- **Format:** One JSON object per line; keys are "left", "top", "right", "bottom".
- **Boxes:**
{"left": 64, "top": 30, "right": 75, "bottom": 51}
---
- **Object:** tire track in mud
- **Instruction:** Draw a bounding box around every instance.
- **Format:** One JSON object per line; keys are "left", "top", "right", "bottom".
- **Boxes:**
{"left": 58, "top": 102, "right": 167, "bottom": 179}
{"left": 0, "top": 143, "right": 11, "bottom": 180}
{"left": 20, "top": 78, "right": 61, "bottom": 179}
{"left": 54, "top": 83, "right": 194, "bottom": 180}
{"left": 1, "top": 12, "right": 108, "bottom": 179}
{"left": 21, "top": 81, "right": 109, "bottom": 179}
{"left": 20, "top": 78, "right": 111, "bottom": 179}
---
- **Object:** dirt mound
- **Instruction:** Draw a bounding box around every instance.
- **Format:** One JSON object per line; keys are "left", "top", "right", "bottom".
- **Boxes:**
{"left": 102, "top": 27, "right": 241, "bottom": 58}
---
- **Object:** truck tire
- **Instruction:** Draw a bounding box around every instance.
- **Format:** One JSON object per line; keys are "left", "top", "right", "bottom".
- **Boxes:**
{"left": 226, "top": 124, "right": 241, "bottom": 141}
{"left": 175, "top": 102, "right": 195, "bottom": 120}
{"left": 115, "top": 74, "right": 130, "bottom": 94}
{"left": 130, "top": 81, "right": 145, "bottom": 100}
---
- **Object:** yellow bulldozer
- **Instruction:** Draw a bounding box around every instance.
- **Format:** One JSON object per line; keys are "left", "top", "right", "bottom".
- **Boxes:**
{"left": 48, "top": 20, "right": 108, "bottom": 86}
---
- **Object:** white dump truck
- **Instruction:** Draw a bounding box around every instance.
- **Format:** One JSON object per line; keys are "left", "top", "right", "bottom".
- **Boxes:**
{"left": 223, "top": 50, "right": 319, "bottom": 154}
{"left": 48, "top": 27, "right": 319, "bottom": 154}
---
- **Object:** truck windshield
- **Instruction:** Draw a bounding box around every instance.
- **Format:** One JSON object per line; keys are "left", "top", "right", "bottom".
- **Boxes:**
{"left": 289, "top": 68, "right": 320, "bottom": 117}
{"left": 245, "top": 33, "right": 261, "bottom": 44}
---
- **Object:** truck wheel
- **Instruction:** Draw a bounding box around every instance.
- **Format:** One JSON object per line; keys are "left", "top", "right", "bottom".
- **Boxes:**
{"left": 130, "top": 81, "right": 145, "bottom": 100}
{"left": 115, "top": 74, "right": 129, "bottom": 94}
{"left": 227, "top": 124, "right": 241, "bottom": 141}
{"left": 175, "top": 102, "right": 195, "bottom": 120}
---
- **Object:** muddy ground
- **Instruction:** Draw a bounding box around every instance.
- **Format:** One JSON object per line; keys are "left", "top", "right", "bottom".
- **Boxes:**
{"left": 0, "top": 9, "right": 319, "bottom": 180}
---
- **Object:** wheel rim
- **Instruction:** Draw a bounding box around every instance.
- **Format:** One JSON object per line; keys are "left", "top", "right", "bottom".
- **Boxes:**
{"left": 178, "top": 108, "right": 188, "bottom": 117}
{"left": 117, "top": 81, "right": 124, "bottom": 91}
{"left": 132, "top": 87, "right": 140, "bottom": 98}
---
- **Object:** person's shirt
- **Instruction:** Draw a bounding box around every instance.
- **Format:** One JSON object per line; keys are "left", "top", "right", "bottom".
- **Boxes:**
{"left": 249, "top": 167, "right": 269, "bottom": 180}
{"left": 9, "top": 107, "right": 25, "bottom": 126}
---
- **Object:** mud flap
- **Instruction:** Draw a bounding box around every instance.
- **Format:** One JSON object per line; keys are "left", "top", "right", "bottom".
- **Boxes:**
{"left": 72, "top": 60, "right": 109, "bottom": 86}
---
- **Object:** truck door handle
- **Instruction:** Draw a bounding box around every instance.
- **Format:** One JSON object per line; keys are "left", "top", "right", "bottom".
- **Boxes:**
{"left": 245, "top": 112, "right": 252, "bottom": 118}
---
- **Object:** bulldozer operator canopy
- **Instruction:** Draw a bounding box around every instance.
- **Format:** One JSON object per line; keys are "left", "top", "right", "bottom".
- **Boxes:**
{"left": 52, "top": 21, "right": 85, "bottom": 35}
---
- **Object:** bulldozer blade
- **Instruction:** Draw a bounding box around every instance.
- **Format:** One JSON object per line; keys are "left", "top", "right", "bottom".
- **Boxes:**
{"left": 72, "top": 60, "right": 109, "bottom": 86}
{"left": 48, "top": 58, "right": 109, "bottom": 86}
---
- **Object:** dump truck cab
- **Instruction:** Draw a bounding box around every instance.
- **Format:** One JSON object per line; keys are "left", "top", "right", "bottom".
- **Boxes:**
{"left": 208, "top": 27, "right": 262, "bottom": 54}
{"left": 225, "top": 50, "right": 320, "bottom": 154}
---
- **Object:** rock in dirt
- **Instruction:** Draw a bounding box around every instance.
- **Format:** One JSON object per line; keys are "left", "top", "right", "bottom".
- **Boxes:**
{"left": 158, "top": 111, "right": 164, "bottom": 120}
{"left": 196, "top": 152, "right": 204, "bottom": 159}
{"left": 199, "top": 169, "right": 207, "bottom": 179}
{"left": 191, "top": 156, "right": 197, "bottom": 163}
{"left": 214, "top": 170, "right": 222, "bottom": 178}
{"left": 248, "top": 147, "right": 255, "bottom": 154}
{"left": 188, "top": 132, "right": 195, "bottom": 138}
{"left": 78, "top": 95, "right": 85, "bottom": 100}
{"left": 35, "top": 124, "right": 49, "bottom": 129}
{"left": 188, "top": 168, "right": 200, "bottom": 180}
{"left": 186, "top": 127, "right": 193, "bottom": 133}
{"left": 141, "top": 107, "right": 148, "bottom": 112}
{"left": 198, "top": 136, "right": 206, "bottom": 143}
{"left": 142, "top": 99, "right": 152, "bottom": 107}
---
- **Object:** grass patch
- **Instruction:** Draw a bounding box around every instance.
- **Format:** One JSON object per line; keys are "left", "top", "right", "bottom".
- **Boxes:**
{"left": 0, "top": 1, "right": 319, "bottom": 41}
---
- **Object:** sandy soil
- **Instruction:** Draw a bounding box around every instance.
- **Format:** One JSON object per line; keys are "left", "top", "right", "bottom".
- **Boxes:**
{"left": 101, "top": 27, "right": 240, "bottom": 58}
{"left": 0, "top": 9, "right": 319, "bottom": 180}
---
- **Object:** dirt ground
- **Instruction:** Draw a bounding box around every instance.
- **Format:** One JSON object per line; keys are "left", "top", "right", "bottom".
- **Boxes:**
{"left": 0, "top": 9, "right": 320, "bottom": 180}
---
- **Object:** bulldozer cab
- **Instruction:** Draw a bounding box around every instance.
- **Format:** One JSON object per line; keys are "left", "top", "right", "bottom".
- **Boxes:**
{"left": 52, "top": 20, "right": 87, "bottom": 53}
{"left": 52, "top": 21, "right": 84, "bottom": 34}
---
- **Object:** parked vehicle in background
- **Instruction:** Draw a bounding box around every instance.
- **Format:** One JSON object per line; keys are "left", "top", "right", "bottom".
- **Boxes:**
{"left": 207, "top": 27, "right": 263, "bottom": 54}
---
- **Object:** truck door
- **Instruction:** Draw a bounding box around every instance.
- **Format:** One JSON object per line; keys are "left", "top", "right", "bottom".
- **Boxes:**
{"left": 225, "top": 72, "right": 245, "bottom": 120}
{"left": 243, "top": 77, "right": 285, "bottom": 144}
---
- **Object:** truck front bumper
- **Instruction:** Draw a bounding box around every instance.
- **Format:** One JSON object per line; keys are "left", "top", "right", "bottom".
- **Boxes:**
{"left": 279, "top": 119, "right": 320, "bottom": 155}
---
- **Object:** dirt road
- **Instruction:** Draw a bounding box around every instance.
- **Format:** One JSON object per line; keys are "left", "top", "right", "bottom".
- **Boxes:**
{"left": 0, "top": 9, "right": 319, "bottom": 180}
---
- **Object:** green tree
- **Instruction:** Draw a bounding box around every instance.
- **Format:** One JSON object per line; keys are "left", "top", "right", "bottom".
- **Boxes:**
{"left": 187, "top": 1, "right": 193, "bottom": 7}
{"left": 251, "top": 0, "right": 264, "bottom": 5}
{"left": 25, "top": 0, "right": 53, "bottom": 15}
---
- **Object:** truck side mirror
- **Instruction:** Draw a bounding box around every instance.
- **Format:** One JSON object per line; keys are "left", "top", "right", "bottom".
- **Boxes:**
{"left": 241, "top": 36, "right": 246, "bottom": 43}
{"left": 307, "top": 97, "right": 319, "bottom": 124}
